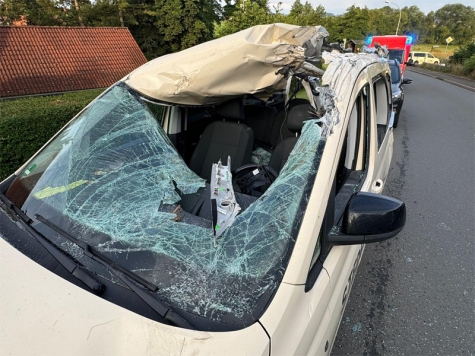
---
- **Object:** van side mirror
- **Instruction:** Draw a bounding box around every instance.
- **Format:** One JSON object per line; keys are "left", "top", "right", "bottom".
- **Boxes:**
{"left": 402, "top": 78, "right": 413, "bottom": 85}
{"left": 327, "top": 192, "right": 406, "bottom": 245}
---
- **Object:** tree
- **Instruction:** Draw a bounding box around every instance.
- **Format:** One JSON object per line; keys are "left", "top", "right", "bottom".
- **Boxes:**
{"left": 434, "top": 4, "right": 475, "bottom": 45}
{"left": 213, "top": 0, "right": 269, "bottom": 37}
{"left": 154, "top": 0, "right": 218, "bottom": 54}
{"left": 0, "top": 0, "right": 64, "bottom": 25}
{"left": 401, "top": 5, "right": 424, "bottom": 33}
{"left": 368, "top": 6, "right": 407, "bottom": 36}
{"left": 287, "top": 0, "right": 325, "bottom": 26}
{"left": 328, "top": 5, "right": 370, "bottom": 42}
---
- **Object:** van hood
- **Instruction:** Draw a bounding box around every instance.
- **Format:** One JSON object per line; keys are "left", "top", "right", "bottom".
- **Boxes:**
{"left": 0, "top": 236, "right": 269, "bottom": 355}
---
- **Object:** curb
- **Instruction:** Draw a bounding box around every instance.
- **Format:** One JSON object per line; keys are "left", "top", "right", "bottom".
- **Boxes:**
{"left": 407, "top": 68, "right": 475, "bottom": 92}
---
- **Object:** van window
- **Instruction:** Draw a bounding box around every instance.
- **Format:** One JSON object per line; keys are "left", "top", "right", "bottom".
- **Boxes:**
{"left": 373, "top": 76, "right": 391, "bottom": 149}
{"left": 307, "top": 84, "right": 370, "bottom": 287}
{"left": 388, "top": 49, "right": 404, "bottom": 63}
{"left": 414, "top": 53, "right": 425, "bottom": 57}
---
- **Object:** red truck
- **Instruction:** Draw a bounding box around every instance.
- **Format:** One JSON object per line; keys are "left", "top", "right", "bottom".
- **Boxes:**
{"left": 366, "top": 35, "right": 413, "bottom": 76}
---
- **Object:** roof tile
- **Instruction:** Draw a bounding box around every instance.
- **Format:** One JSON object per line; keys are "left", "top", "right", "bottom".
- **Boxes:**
{"left": 0, "top": 26, "right": 147, "bottom": 98}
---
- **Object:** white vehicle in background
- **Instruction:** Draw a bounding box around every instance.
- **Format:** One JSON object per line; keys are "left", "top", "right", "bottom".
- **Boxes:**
{"left": 409, "top": 51, "right": 440, "bottom": 65}
{"left": 0, "top": 24, "right": 405, "bottom": 355}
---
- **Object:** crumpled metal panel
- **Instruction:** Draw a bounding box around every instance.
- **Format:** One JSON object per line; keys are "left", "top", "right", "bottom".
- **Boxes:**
{"left": 125, "top": 24, "right": 328, "bottom": 105}
{"left": 320, "top": 51, "right": 387, "bottom": 136}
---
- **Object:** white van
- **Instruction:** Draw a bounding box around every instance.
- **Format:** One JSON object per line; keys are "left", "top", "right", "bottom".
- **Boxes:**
{"left": 409, "top": 51, "right": 440, "bottom": 65}
{"left": 0, "top": 24, "right": 405, "bottom": 356}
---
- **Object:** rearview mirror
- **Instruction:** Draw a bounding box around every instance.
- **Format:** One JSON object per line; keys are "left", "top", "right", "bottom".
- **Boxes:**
{"left": 402, "top": 78, "right": 413, "bottom": 85}
{"left": 327, "top": 192, "right": 406, "bottom": 245}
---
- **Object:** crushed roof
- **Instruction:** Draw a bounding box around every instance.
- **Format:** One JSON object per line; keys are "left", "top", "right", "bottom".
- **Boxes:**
{"left": 124, "top": 23, "right": 328, "bottom": 106}
{"left": 0, "top": 26, "right": 147, "bottom": 98}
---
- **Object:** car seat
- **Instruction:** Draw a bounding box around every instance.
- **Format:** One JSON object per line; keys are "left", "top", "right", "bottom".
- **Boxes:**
{"left": 268, "top": 103, "right": 314, "bottom": 173}
{"left": 189, "top": 99, "right": 254, "bottom": 182}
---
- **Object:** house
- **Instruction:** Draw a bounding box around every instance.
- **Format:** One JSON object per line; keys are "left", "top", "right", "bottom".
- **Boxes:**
{"left": 0, "top": 26, "right": 147, "bottom": 98}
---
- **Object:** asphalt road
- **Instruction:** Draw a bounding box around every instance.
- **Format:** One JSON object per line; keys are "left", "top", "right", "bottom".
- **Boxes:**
{"left": 331, "top": 71, "right": 475, "bottom": 355}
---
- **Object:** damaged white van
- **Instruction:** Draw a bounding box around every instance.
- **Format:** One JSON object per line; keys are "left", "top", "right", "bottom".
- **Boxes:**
{"left": 0, "top": 24, "right": 405, "bottom": 355}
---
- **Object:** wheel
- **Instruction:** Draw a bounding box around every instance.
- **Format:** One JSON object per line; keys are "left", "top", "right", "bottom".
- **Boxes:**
{"left": 414, "top": 60, "right": 419, "bottom": 66}
{"left": 393, "top": 101, "right": 403, "bottom": 128}
{"left": 434, "top": 61, "right": 439, "bottom": 65}
{"left": 233, "top": 164, "right": 279, "bottom": 195}
{"left": 393, "top": 112, "right": 400, "bottom": 128}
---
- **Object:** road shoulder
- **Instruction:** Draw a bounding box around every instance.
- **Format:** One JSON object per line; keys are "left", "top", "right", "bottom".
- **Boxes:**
{"left": 406, "top": 67, "right": 475, "bottom": 92}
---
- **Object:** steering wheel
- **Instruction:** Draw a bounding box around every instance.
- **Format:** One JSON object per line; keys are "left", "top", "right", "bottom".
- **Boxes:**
{"left": 233, "top": 164, "right": 279, "bottom": 196}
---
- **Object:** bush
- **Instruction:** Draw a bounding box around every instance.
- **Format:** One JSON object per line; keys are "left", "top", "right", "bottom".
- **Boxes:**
{"left": 463, "top": 55, "right": 475, "bottom": 76}
{"left": 450, "top": 43, "right": 475, "bottom": 64}
{"left": 0, "top": 89, "right": 104, "bottom": 181}
{"left": 420, "top": 63, "right": 452, "bottom": 73}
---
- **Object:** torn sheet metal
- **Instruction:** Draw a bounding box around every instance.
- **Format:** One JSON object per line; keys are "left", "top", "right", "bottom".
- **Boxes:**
{"left": 210, "top": 157, "right": 240, "bottom": 244}
{"left": 360, "top": 44, "right": 389, "bottom": 58}
{"left": 320, "top": 51, "right": 388, "bottom": 135}
{"left": 125, "top": 24, "right": 328, "bottom": 105}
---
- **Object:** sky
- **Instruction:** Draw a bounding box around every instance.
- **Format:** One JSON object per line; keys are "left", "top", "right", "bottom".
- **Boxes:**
{"left": 269, "top": 0, "right": 474, "bottom": 16}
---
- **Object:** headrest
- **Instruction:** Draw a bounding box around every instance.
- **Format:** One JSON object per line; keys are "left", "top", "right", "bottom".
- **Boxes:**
{"left": 287, "top": 104, "right": 315, "bottom": 134}
{"left": 216, "top": 99, "right": 243, "bottom": 120}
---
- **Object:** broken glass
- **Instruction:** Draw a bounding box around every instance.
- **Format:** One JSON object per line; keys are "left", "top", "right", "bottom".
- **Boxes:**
{"left": 8, "top": 83, "right": 325, "bottom": 329}
{"left": 251, "top": 147, "right": 272, "bottom": 165}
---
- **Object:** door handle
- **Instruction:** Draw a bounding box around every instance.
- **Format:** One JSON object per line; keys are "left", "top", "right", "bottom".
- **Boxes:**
{"left": 372, "top": 179, "right": 384, "bottom": 194}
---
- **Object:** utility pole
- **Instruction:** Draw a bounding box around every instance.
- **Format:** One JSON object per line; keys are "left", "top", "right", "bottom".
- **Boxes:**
{"left": 385, "top": 1, "right": 401, "bottom": 35}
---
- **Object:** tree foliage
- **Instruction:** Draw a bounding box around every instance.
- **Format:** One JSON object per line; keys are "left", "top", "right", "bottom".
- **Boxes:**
{"left": 434, "top": 4, "right": 475, "bottom": 45}
{"left": 287, "top": 0, "right": 325, "bottom": 26}
{"left": 214, "top": 0, "right": 270, "bottom": 38}
{"left": 0, "top": 0, "right": 474, "bottom": 59}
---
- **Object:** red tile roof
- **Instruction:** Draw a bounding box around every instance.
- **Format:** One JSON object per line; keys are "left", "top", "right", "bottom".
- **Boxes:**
{"left": 0, "top": 26, "right": 147, "bottom": 98}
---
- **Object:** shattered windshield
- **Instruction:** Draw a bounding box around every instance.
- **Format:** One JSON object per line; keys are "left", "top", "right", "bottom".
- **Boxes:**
{"left": 6, "top": 83, "right": 325, "bottom": 328}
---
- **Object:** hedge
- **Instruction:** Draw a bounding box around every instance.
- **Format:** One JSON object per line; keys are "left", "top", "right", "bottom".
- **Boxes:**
{"left": 0, "top": 89, "right": 104, "bottom": 181}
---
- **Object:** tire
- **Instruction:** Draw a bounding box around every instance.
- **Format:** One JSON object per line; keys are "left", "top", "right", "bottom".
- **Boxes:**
{"left": 393, "top": 113, "right": 400, "bottom": 128}
{"left": 434, "top": 61, "right": 439, "bottom": 65}
{"left": 393, "top": 102, "right": 403, "bottom": 128}
{"left": 414, "top": 60, "right": 419, "bottom": 66}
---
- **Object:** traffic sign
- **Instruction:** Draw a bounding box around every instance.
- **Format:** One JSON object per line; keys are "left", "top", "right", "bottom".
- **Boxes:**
{"left": 446, "top": 37, "right": 453, "bottom": 44}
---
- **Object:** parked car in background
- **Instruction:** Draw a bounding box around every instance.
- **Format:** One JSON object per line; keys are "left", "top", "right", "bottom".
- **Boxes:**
{"left": 389, "top": 59, "right": 412, "bottom": 128}
{"left": 408, "top": 51, "right": 440, "bottom": 65}
{"left": 0, "top": 24, "right": 405, "bottom": 356}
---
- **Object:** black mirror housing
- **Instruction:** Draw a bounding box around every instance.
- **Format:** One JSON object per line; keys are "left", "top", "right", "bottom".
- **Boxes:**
{"left": 328, "top": 192, "right": 406, "bottom": 245}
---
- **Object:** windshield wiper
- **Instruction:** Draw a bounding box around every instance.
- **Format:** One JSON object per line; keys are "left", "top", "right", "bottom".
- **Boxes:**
{"left": 34, "top": 214, "right": 195, "bottom": 330}
{"left": 0, "top": 193, "right": 103, "bottom": 294}
{"left": 34, "top": 214, "right": 158, "bottom": 292}
{"left": 0, "top": 193, "right": 194, "bottom": 329}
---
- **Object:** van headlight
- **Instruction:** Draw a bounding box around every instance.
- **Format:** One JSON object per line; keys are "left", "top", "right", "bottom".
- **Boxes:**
{"left": 392, "top": 92, "right": 402, "bottom": 100}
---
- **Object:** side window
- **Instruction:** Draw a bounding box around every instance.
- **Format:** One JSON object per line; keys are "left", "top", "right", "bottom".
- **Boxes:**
{"left": 307, "top": 84, "right": 370, "bottom": 287}
{"left": 373, "top": 75, "right": 391, "bottom": 150}
{"left": 143, "top": 100, "right": 165, "bottom": 126}
{"left": 428, "top": 54, "right": 434, "bottom": 58}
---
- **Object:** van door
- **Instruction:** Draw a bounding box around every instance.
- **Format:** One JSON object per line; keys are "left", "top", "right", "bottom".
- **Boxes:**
{"left": 320, "top": 82, "right": 372, "bottom": 352}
